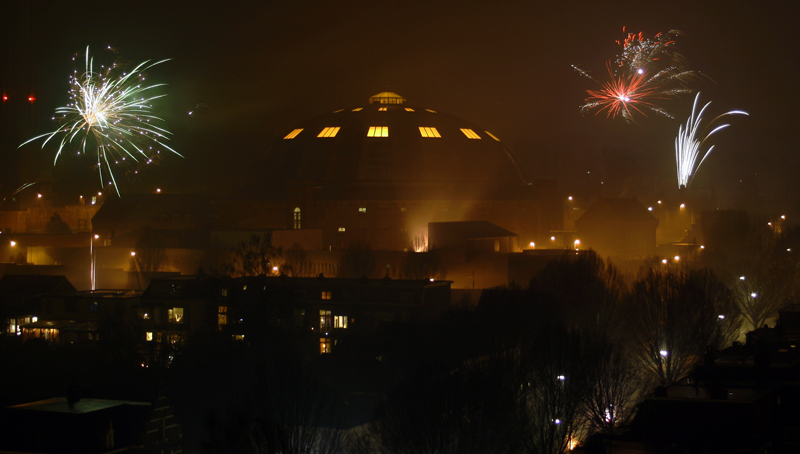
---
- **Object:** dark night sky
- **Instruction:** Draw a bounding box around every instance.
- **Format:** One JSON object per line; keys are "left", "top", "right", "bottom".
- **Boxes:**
{"left": 4, "top": 0, "right": 799, "bottom": 205}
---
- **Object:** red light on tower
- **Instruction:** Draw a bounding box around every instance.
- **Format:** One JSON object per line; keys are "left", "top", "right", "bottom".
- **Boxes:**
{"left": 28, "top": 96, "right": 36, "bottom": 102}
{"left": 2, "top": 94, "right": 7, "bottom": 102}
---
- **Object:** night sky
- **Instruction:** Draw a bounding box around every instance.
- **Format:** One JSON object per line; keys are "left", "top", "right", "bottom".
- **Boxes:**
{"left": 3, "top": 0, "right": 799, "bottom": 205}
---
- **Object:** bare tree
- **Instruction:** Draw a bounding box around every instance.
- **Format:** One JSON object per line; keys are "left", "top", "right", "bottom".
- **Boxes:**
{"left": 400, "top": 247, "right": 446, "bottom": 280}
{"left": 45, "top": 212, "right": 72, "bottom": 235}
{"left": 729, "top": 223, "right": 800, "bottom": 331}
{"left": 337, "top": 241, "right": 376, "bottom": 278}
{"left": 368, "top": 354, "right": 519, "bottom": 454}
{"left": 281, "top": 243, "right": 314, "bottom": 277}
{"left": 204, "top": 358, "right": 349, "bottom": 454}
{"left": 229, "top": 233, "right": 282, "bottom": 277}
{"left": 625, "top": 261, "right": 740, "bottom": 386}
{"left": 528, "top": 250, "right": 627, "bottom": 332}
{"left": 131, "top": 229, "right": 167, "bottom": 289}
{"left": 133, "top": 230, "right": 167, "bottom": 273}
{"left": 517, "top": 326, "right": 594, "bottom": 454}
{"left": 580, "top": 333, "right": 644, "bottom": 435}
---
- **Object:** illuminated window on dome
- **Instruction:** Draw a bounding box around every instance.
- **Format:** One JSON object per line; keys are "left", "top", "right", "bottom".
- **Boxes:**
{"left": 284, "top": 129, "right": 303, "bottom": 139}
{"left": 485, "top": 131, "right": 501, "bottom": 141}
{"left": 317, "top": 127, "right": 341, "bottom": 138}
{"left": 332, "top": 109, "right": 344, "bottom": 113}
{"left": 460, "top": 128, "right": 481, "bottom": 139}
{"left": 419, "top": 127, "right": 441, "bottom": 138}
{"left": 425, "top": 109, "right": 437, "bottom": 113}
{"left": 367, "top": 127, "right": 388, "bottom": 137}
{"left": 352, "top": 107, "right": 363, "bottom": 111}
{"left": 338, "top": 227, "right": 346, "bottom": 232}
{"left": 405, "top": 107, "right": 415, "bottom": 112}
{"left": 378, "top": 107, "right": 388, "bottom": 111}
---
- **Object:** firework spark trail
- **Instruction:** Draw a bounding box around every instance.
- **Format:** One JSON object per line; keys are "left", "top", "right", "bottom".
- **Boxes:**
{"left": 573, "top": 28, "right": 700, "bottom": 122}
{"left": 20, "top": 47, "right": 181, "bottom": 196}
{"left": 675, "top": 93, "right": 748, "bottom": 188}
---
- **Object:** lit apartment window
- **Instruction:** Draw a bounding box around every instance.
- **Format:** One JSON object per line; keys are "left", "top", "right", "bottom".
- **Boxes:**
{"left": 367, "top": 126, "right": 388, "bottom": 137}
{"left": 320, "top": 310, "right": 332, "bottom": 331}
{"left": 322, "top": 291, "right": 331, "bottom": 300}
{"left": 378, "top": 107, "right": 387, "bottom": 111}
{"left": 352, "top": 107, "right": 363, "bottom": 111}
{"left": 485, "top": 131, "right": 501, "bottom": 141}
{"left": 283, "top": 128, "right": 303, "bottom": 139}
{"left": 168, "top": 307, "right": 184, "bottom": 324}
{"left": 334, "top": 315, "right": 348, "bottom": 329}
{"left": 146, "top": 332, "right": 153, "bottom": 342}
{"left": 317, "top": 127, "right": 341, "bottom": 138}
{"left": 338, "top": 227, "right": 346, "bottom": 232}
{"left": 320, "top": 338, "right": 332, "bottom": 354}
{"left": 358, "top": 207, "right": 367, "bottom": 213}
{"left": 418, "top": 127, "right": 441, "bottom": 138}
{"left": 218, "top": 306, "right": 228, "bottom": 328}
{"left": 460, "top": 128, "right": 481, "bottom": 139}
{"left": 404, "top": 107, "right": 415, "bottom": 112}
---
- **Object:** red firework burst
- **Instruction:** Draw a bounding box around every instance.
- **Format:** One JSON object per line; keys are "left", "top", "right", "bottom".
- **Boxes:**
{"left": 582, "top": 64, "right": 669, "bottom": 120}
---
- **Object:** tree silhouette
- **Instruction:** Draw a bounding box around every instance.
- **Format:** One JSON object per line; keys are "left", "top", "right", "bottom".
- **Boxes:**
{"left": 337, "top": 241, "right": 376, "bottom": 278}
{"left": 45, "top": 212, "right": 72, "bottom": 235}
{"left": 281, "top": 243, "right": 313, "bottom": 277}
{"left": 626, "top": 261, "right": 740, "bottom": 385}
{"left": 528, "top": 250, "right": 626, "bottom": 332}
{"left": 400, "top": 247, "right": 446, "bottom": 280}
{"left": 229, "top": 233, "right": 282, "bottom": 277}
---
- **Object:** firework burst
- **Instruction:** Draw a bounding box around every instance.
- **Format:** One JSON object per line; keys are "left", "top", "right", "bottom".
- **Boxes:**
{"left": 675, "top": 93, "right": 748, "bottom": 188}
{"left": 20, "top": 47, "right": 181, "bottom": 196}
{"left": 574, "top": 28, "right": 699, "bottom": 122}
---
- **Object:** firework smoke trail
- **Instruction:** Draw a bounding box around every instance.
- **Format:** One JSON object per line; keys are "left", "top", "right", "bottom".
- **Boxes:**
{"left": 573, "top": 28, "right": 699, "bottom": 122}
{"left": 675, "top": 93, "right": 748, "bottom": 188}
{"left": 20, "top": 47, "right": 182, "bottom": 196}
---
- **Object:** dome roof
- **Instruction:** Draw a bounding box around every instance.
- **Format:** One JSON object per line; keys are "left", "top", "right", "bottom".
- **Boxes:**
{"left": 259, "top": 93, "right": 527, "bottom": 186}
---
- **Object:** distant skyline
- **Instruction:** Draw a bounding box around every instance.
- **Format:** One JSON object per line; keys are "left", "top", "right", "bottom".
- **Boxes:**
{"left": 3, "top": 0, "right": 798, "bottom": 205}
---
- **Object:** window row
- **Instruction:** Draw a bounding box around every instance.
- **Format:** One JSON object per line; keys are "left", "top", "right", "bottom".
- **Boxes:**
{"left": 284, "top": 127, "right": 498, "bottom": 140}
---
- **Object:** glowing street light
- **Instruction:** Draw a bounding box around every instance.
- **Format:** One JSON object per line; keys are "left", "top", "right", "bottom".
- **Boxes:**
{"left": 568, "top": 196, "right": 573, "bottom": 201}
{"left": 739, "top": 276, "right": 746, "bottom": 280}
{"left": 9, "top": 241, "right": 16, "bottom": 247}
{"left": 662, "top": 259, "right": 668, "bottom": 264}
{"left": 751, "top": 292, "right": 758, "bottom": 298}
{"left": 680, "top": 203, "right": 685, "bottom": 209}
{"left": 674, "top": 255, "right": 680, "bottom": 261}
{"left": 529, "top": 242, "right": 535, "bottom": 249}
{"left": 718, "top": 315, "right": 726, "bottom": 320}
{"left": 550, "top": 236, "right": 555, "bottom": 241}
{"left": 574, "top": 239, "right": 581, "bottom": 250}
{"left": 130, "top": 251, "right": 136, "bottom": 257}
{"left": 659, "top": 350, "right": 669, "bottom": 357}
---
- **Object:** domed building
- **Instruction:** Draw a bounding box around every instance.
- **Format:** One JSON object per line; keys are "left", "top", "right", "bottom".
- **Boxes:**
{"left": 231, "top": 92, "right": 561, "bottom": 251}
{"left": 83, "top": 92, "right": 565, "bottom": 288}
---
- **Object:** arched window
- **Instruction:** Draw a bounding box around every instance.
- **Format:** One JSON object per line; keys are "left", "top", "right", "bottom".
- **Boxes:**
{"left": 293, "top": 207, "right": 301, "bottom": 230}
